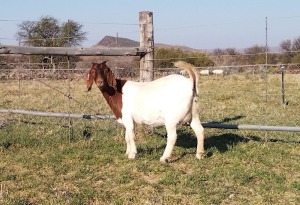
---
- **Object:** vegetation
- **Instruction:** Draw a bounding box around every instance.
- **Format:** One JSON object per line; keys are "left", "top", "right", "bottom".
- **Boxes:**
{"left": 280, "top": 37, "right": 300, "bottom": 64}
{"left": 154, "top": 48, "right": 214, "bottom": 68}
{"left": 0, "top": 74, "right": 299, "bottom": 204}
{"left": 16, "top": 16, "right": 86, "bottom": 47}
{"left": 14, "top": 16, "right": 87, "bottom": 69}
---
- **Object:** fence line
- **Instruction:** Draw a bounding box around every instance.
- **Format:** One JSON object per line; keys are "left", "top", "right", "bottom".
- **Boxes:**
{"left": 1, "top": 11, "right": 300, "bottom": 137}
{"left": 0, "top": 109, "right": 115, "bottom": 120}
{"left": 0, "top": 45, "right": 147, "bottom": 56}
{"left": 1, "top": 64, "right": 300, "bottom": 136}
{"left": 1, "top": 109, "right": 300, "bottom": 132}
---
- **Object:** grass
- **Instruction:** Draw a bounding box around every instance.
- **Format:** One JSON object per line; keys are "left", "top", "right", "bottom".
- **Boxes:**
{"left": 0, "top": 73, "right": 300, "bottom": 204}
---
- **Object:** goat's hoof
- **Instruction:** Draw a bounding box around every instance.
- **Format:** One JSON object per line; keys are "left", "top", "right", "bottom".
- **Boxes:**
{"left": 160, "top": 157, "right": 170, "bottom": 163}
{"left": 196, "top": 153, "right": 205, "bottom": 160}
{"left": 128, "top": 153, "right": 136, "bottom": 159}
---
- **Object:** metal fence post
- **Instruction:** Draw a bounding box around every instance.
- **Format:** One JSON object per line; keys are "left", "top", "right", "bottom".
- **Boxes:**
{"left": 281, "top": 65, "right": 286, "bottom": 105}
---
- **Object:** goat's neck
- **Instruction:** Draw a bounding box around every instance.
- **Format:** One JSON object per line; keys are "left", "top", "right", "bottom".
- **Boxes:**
{"left": 99, "top": 79, "right": 126, "bottom": 119}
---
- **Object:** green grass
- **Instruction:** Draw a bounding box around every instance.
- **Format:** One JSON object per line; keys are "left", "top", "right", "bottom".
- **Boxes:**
{"left": 0, "top": 74, "right": 300, "bottom": 204}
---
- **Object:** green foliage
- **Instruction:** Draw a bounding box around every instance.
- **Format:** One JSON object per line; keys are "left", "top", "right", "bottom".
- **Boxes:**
{"left": 15, "top": 16, "right": 87, "bottom": 66}
{"left": 154, "top": 47, "right": 214, "bottom": 68}
{"left": 243, "top": 45, "right": 266, "bottom": 65}
{"left": 280, "top": 36, "right": 300, "bottom": 66}
{"left": 16, "top": 16, "right": 86, "bottom": 47}
{"left": 185, "top": 52, "right": 215, "bottom": 67}
{"left": 291, "top": 52, "right": 300, "bottom": 63}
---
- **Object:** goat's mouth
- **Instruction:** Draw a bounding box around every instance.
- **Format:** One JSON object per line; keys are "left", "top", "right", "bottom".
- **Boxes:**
{"left": 96, "top": 81, "right": 105, "bottom": 88}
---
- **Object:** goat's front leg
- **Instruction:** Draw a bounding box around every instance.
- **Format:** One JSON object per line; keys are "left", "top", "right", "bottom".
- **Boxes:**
{"left": 124, "top": 120, "right": 137, "bottom": 159}
{"left": 160, "top": 124, "right": 177, "bottom": 162}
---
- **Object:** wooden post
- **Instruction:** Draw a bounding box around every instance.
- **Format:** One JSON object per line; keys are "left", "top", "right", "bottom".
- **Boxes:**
{"left": 139, "top": 11, "right": 154, "bottom": 82}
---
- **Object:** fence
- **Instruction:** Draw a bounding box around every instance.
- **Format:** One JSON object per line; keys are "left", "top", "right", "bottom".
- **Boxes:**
{"left": 0, "top": 12, "right": 300, "bottom": 142}
{"left": 1, "top": 61, "right": 300, "bottom": 132}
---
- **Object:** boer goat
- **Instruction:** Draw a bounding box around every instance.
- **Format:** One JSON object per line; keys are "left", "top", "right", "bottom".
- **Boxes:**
{"left": 86, "top": 61, "right": 204, "bottom": 162}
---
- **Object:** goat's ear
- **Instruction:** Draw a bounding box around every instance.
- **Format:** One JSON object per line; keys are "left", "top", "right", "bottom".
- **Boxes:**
{"left": 107, "top": 70, "right": 117, "bottom": 90}
{"left": 86, "top": 69, "right": 95, "bottom": 91}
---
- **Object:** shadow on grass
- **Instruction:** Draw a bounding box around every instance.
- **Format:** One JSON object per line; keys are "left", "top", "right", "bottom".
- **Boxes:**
{"left": 175, "top": 128, "right": 249, "bottom": 158}
{"left": 174, "top": 128, "right": 300, "bottom": 161}
{"left": 210, "top": 115, "right": 245, "bottom": 124}
{"left": 204, "top": 133, "right": 249, "bottom": 157}
{"left": 136, "top": 127, "right": 249, "bottom": 161}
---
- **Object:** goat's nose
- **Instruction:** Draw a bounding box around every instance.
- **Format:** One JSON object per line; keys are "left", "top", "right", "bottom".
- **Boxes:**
{"left": 96, "top": 80, "right": 104, "bottom": 87}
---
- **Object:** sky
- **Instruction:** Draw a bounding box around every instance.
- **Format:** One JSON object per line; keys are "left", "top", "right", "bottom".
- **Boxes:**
{"left": 1, "top": 0, "right": 300, "bottom": 50}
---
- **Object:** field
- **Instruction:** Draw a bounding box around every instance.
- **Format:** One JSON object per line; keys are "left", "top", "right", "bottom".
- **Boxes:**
{"left": 0, "top": 73, "right": 300, "bottom": 204}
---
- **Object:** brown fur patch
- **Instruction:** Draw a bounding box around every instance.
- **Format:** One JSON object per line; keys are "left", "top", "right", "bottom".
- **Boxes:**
{"left": 86, "top": 62, "right": 126, "bottom": 119}
{"left": 101, "top": 79, "right": 126, "bottom": 119}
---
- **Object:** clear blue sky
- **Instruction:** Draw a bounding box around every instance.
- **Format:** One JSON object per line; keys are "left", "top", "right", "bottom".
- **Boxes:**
{"left": 1, "top": 0, "right": 300, "bottom": 50}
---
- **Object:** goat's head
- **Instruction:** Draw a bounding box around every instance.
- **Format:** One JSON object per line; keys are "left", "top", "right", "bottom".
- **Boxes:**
{"left": 86, "top": 61, "right": 117, "bottom": 92}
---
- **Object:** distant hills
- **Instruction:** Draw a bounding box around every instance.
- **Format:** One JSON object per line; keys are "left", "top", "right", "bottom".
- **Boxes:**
{"left": 93, "top": 36, "right": 139, "bottom": 48}
{"left": 93, "top": 35, "right": 280, "bottom": 52}
{"left": 93, "top": 35, "right": 199, "bottom": 52}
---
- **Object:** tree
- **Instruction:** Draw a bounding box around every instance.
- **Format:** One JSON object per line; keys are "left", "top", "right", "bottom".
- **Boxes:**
{"left": 280, "top": 40, "right": 292, "bottom": 52}
{"left": 280, "top": 39, "right": 293, "bottom": 63}
{"left": 244, "top": 45, "right": 266, "bottom": 64}
{"left": 16, "top": 16, "right": 86, "bottom": 47}
{"left": 280, "top": 37, "right": 300, "bottom": 64}
{"left": 212, "top": 48, "right": 242, "bottom": 66}
{"left": 59, "top": 20, "right": 87, "bottom": 47}
{"left": 16, "top": 16, "right": 87, "bottom": 70}
{"left": 186, "top": 52, "right": 214, "bottom": 67}
{"left": 292, "top": 36, "right": 300, "bottom": 51}
{"left": 154, "top": 47, "right": 214, "bottom": 68}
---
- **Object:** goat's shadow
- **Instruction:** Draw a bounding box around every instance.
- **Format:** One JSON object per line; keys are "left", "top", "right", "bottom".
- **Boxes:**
{"left": 127, "top": 115, "right": 300, "bottom": 161}
{"left": 175, "top": 128, "right": 249, "bottom": 158}
{"left": 157, "top": 128, "right": 300, "bottom": 162}
{"left": 136, "top": 127, "right": 249, "bottom": 161}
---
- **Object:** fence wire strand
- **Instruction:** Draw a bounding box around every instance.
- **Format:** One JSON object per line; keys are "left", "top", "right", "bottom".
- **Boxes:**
{"left": 1, "top": 60, "right": 300, "bottom": 136}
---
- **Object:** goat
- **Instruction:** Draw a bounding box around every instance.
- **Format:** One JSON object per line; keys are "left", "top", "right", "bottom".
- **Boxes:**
{"left": 86, "top": 61, "right": 205, "bottom": 162}
{"left": 200, "top": 69, "right": 210, "bottom": 75}
{"left": 212, "top": 69, "right": 224, "bottom": 75}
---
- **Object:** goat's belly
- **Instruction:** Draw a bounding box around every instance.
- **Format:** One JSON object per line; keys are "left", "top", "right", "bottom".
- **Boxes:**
{"left": 132, "top": 112, "right": 165, "bottom": 127}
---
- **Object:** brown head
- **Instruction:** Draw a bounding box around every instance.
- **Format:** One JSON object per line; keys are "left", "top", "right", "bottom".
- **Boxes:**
{"left": 86, "top": 61, "right": 117, "bottom": 92}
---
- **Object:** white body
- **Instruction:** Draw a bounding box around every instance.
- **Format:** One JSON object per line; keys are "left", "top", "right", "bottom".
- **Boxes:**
{"left": 200, "top": 70, "right": 210, "bottom": 75}
{"left": 122, "top": 75, "right": 193, "bottom": 127}
{"left": 212, "top": 69, "right": 224, "bottom": 75}
{"left": 119, "top": 66, "right": 204, "bottom": 162}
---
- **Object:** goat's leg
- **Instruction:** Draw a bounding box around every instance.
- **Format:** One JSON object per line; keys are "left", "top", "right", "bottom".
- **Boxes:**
{"left": 125, "top": 130, "right": 131, "bottom": 156}
{"left": 160, "top": 124, "right": 177, "bottom": 162}
{"left": 190, "top": 115, "right": 205, "bottom": 159}
{"left": 127, "top": 128, "right": 137, "bottom": 159}
{"left": 124, "top": 120, "right": 137, "bottom": 159}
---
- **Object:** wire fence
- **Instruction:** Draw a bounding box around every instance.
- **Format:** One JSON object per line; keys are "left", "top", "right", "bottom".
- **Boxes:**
{"left": 1, "top": 58, "right": 300, "bottom": 141}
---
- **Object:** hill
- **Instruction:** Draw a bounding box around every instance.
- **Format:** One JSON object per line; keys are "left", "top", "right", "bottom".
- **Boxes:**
{"left": 93, "top": 35, "right": 199, "bottom": 52}
{"left": 93, "top": 36, "right": 139, "bottom": 48}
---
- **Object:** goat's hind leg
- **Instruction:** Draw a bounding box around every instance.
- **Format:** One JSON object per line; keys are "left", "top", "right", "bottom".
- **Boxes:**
{"left": 160, "top": 124, "right": 177, "bottom": 163}
{"left": 190, "top": 115, "right": 205, "bottom": 159}
{"left": 125, "top": 130, "right": 131, "bottom": 156}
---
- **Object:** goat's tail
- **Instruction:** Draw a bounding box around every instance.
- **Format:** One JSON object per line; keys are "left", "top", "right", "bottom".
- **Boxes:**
{"left": 174, "top": 61, "right": 199, "bottom": 95}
